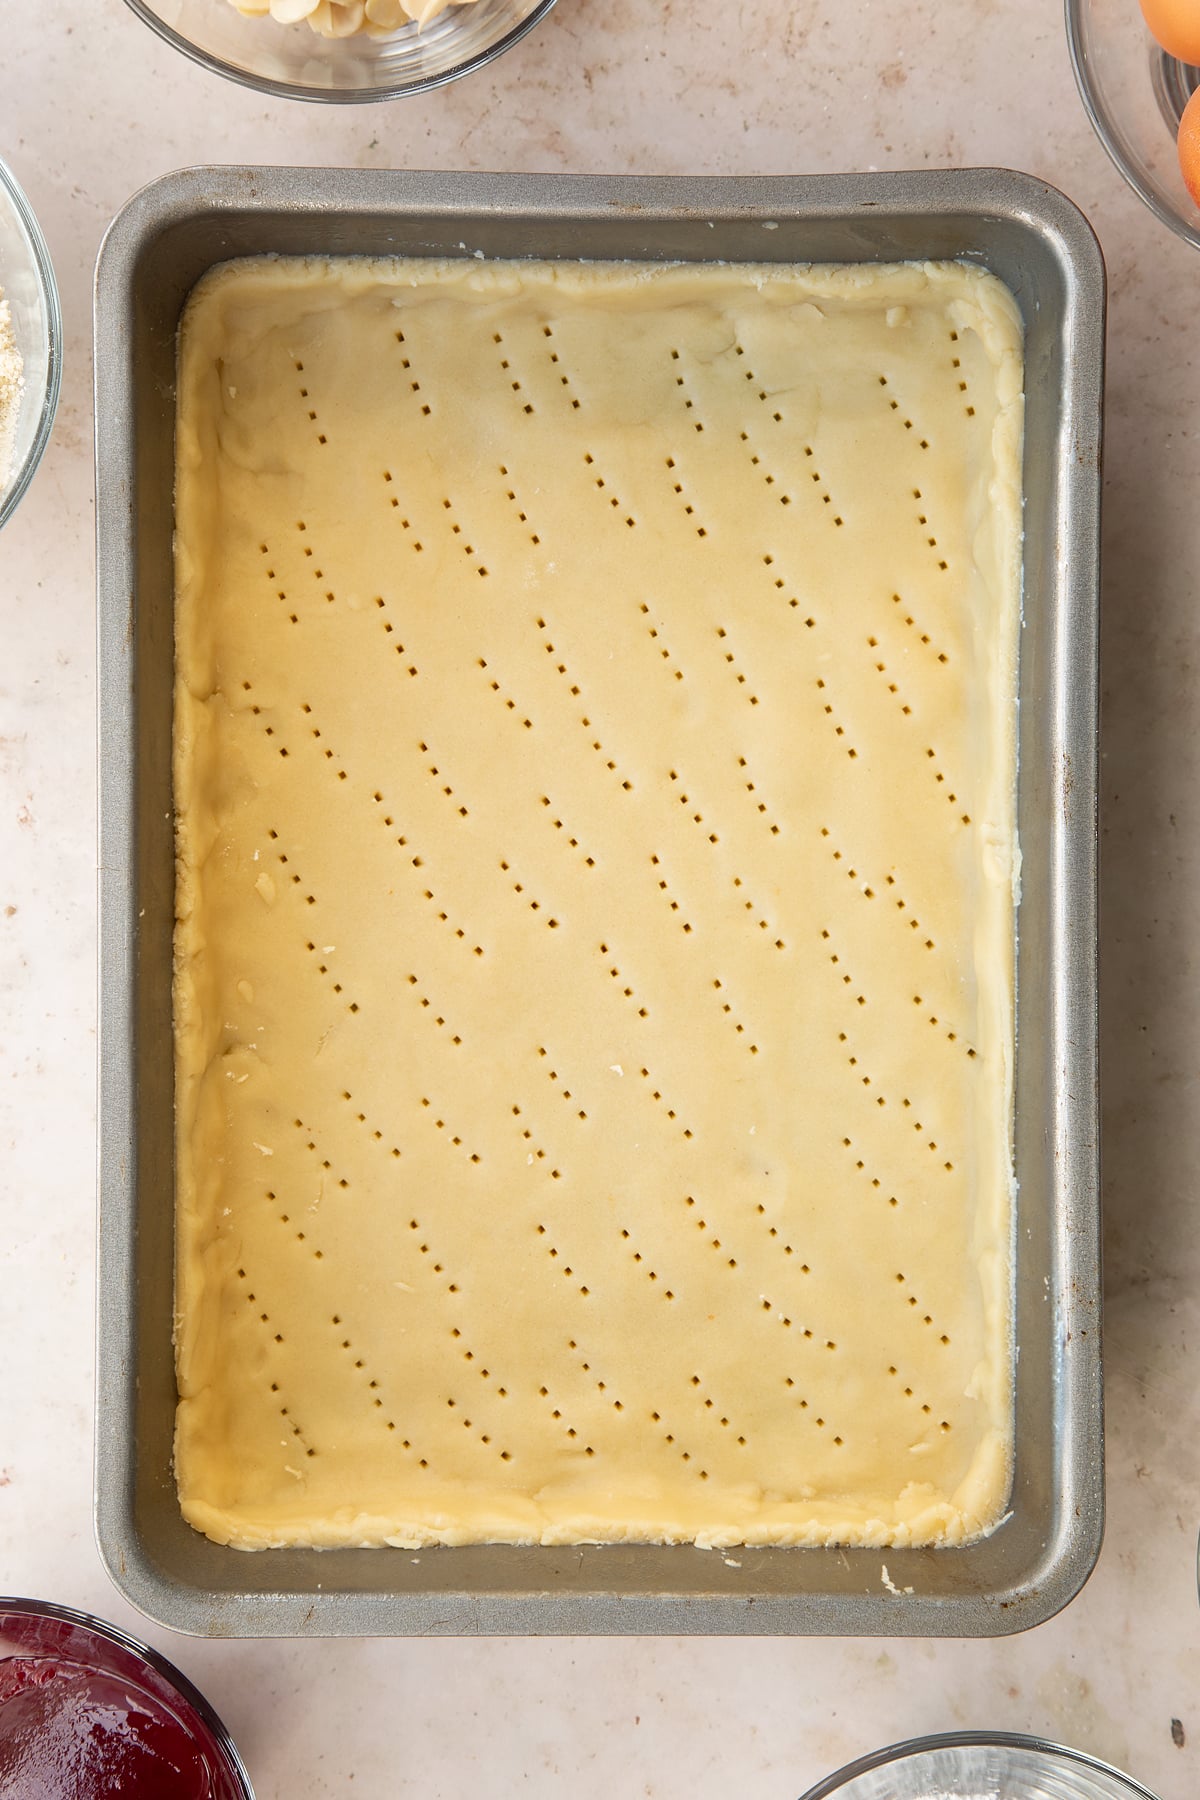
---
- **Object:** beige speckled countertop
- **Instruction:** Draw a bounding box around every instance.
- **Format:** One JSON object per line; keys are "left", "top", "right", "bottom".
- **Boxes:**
{"left": 2, "top": 1, "right": 1199, "bottom": 1795}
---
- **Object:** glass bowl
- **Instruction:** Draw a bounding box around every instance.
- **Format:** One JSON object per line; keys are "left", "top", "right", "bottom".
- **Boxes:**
{"left": 121, "top": 0, "right": 558, "bottom": 100}
{"left": 800, "top": 1731, "right": 1161, "bottom": 1800}
{"left": 0, "top": 1597, "right": 254, "bottom": 1797}
{"left": 1066, "top": 0, "right": 1200, "bottom": 250}
{"left": 0, "top": 156, "right": 62, "bottom": 530}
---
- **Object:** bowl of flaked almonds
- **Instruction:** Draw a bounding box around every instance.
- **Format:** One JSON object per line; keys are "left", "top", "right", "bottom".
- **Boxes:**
{"left": 120, "top": 0, "right": 558, "bottom": 100}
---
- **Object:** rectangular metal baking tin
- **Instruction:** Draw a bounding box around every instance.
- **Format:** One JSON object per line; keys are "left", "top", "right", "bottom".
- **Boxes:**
{"left": 96, "top": 166, "right": 1103, "bottom": 1637}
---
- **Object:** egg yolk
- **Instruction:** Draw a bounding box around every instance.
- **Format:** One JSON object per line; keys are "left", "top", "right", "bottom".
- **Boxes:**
{"left": 1180, "top": 85, "right": 1200, "bottom": 206}
{"left": 1139, "top": 0, "right": 1200, "bottom": 64}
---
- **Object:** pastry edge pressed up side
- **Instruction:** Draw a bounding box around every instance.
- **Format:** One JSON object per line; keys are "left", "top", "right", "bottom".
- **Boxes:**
{"left": 172, "top": 255, "right": 1023, "bottom": 1552}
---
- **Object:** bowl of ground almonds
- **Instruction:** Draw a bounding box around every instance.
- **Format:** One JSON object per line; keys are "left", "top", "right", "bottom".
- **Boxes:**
{"left": 0, "top": 155, "right": 61, "bottom": 531}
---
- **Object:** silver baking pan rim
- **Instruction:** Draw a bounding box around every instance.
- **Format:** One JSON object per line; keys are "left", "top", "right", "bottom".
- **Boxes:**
{"left": 95, "top": 165, "right": 1103, "bottom": 1637}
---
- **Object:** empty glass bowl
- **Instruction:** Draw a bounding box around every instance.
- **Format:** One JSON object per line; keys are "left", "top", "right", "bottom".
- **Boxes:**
{"left": 0, "top": 1597, "right": 253, "bottom": 1798}
{"left": 1066, "top": 0, "right": 1200, "bottom": 251}
{"left": 0, "top": 156, "right": 62, "bottom": 530}
{"left": 121, "top": 0, "right": 558, "bottom": 100}
{"left": 800, "top": 1732, "right": 1161, "bottom": 1800}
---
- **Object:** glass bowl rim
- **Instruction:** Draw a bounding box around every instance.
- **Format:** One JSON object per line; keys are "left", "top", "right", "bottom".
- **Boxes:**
{"left": 0, "top": 153, "right": 63, "bottom": 531}
{"left": 0, "top": 1594, "right": 255, "bottom": 1798}
{"left": 1064, "top": 0, "right": 1200, "bottom": 253}
{"left": 799, "top": 1728, "right": 1161, "bottom": 1800}
{"left": 118, "top": 0, "right": 560, "bottom": 102}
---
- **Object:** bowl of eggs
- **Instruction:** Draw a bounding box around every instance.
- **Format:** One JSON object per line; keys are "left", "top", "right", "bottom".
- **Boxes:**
{"left": 120, "top": 0, "right": 558, "bottom": 100}
{"left": 1067, "top": 0, "right": 1200, "bottom": 250}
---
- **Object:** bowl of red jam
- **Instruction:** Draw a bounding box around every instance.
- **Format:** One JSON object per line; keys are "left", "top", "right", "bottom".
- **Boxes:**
{"left": 0, "top": 1598, "right": 253, "bottom": 1799}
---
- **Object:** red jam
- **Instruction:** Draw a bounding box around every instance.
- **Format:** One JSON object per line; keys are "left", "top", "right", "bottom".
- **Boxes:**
{"left": 0, "top": 1604, "right": 251, "bottom": 1800}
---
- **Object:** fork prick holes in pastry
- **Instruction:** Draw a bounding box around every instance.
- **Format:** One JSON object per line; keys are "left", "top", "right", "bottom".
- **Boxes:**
{"left": 174, "top": 257, "right": 1020, "bottom": 1550}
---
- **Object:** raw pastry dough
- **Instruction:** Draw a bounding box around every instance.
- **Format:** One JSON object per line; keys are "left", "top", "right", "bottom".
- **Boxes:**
{"left": 173, "top": 256, "right": 1022, "bottom": 1550}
